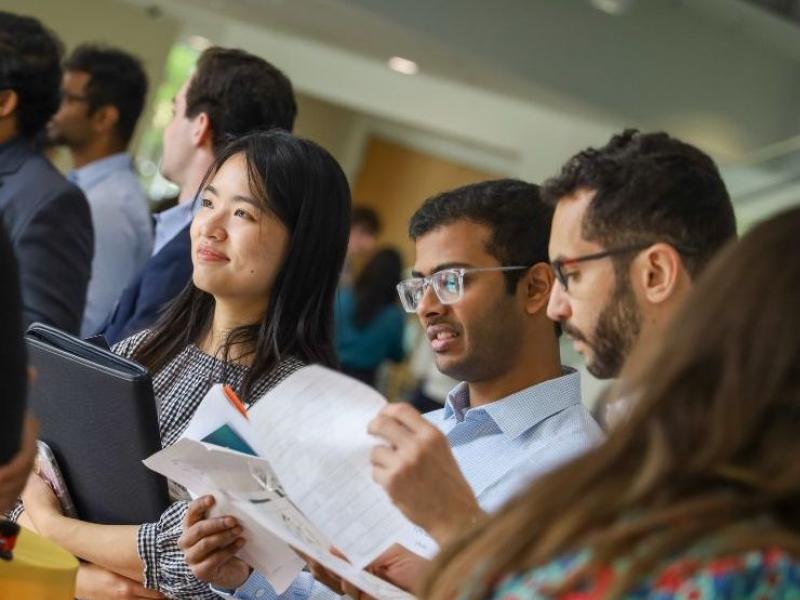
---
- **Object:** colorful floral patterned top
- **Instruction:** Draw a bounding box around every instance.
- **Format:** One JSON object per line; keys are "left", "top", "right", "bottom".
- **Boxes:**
{"left": 490, "top": 547, "right": 800, "bottom": 599}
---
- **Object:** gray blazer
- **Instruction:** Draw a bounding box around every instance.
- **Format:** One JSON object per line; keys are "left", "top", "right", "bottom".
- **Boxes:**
{"left": 0, "top": 138, "right": 93, "bottom": 334}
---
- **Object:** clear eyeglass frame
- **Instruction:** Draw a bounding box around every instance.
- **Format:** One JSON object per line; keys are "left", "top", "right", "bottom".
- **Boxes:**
{"left": 396, "top": 266, "right": 529, "bottom": 313}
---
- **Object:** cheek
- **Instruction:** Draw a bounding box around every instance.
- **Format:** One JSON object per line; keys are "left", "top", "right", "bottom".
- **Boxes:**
{"left": 237, "top": 231, "right": 279, "bottom": 280}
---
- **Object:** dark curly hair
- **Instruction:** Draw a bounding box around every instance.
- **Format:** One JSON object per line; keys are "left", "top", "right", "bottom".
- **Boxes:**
{"left": 541, "top": 129, "right": 737, "bottom": 278}
{"left": 186, "top": 47, "right": 296, "bottom": 149}
{"left": 409, "top": 179, "right": 551, "bottom": 294}
{"left": 0, "top": 11, "right": 63, "bottom": 139}
{"left": 64, "top": 44, "right": 148, "bottom": 145}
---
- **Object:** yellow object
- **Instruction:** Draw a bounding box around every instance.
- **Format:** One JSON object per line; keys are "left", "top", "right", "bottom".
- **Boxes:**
{"left": 0, "top": 526, "right": 78, "bottom": 599}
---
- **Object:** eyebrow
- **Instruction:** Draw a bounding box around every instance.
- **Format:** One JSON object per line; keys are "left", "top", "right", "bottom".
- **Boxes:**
{"left": 411, "top": 262, "right": 472, "bottom": 278}
{"left": 203, "top": 185, "right": 261, "bottom": 210}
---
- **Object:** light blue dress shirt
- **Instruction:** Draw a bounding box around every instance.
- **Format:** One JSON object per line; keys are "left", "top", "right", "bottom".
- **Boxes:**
{"left": 215, "top": 368, "right": 603, "bottom": 600}
{"left": 151, "top": 200, "right": 195, "bottom": 256}
{"left": 72, "top": 153, "right": 153, "bottom": 337}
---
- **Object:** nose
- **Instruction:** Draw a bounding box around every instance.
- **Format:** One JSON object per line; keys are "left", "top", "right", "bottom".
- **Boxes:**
{"left": 416, "top": 283, "right": 444, "bottom": 321}
{"left": 547, "top": 281, "right": 571, "bottom": 322}
{"left": 197, "top": 209, "right": 227, "bottom": 241}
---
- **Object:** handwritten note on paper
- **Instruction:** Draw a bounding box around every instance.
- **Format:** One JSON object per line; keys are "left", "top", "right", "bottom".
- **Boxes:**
{"left": 248, "top": 365, "right": 421, "bottom": 568}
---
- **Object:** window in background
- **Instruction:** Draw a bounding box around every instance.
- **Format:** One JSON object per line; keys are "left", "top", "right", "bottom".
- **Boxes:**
{"left": 134, "top": 37, "right": 209, "bottom": 209}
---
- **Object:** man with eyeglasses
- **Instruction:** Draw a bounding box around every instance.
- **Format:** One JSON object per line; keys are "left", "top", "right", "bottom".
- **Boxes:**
{"left": 544, "top": 129, "right": 737, "bottom": 424}
{"left": 307, "top": 179, "right": 603, "bottom": 595}
{"left": 47, "top": 45, "right": 152, "bottom": 337}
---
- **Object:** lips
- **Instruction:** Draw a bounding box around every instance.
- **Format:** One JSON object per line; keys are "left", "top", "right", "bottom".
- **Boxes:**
{"left": 426, "top": 324, "right": 461, "bottom": 353}
{"left": 196, "top": 245, "right": 229, "bottom": 262}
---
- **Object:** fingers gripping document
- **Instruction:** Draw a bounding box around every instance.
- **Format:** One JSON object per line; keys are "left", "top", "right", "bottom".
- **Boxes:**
{"left": 144, "top": 367, "right": 425, "bottom": 600}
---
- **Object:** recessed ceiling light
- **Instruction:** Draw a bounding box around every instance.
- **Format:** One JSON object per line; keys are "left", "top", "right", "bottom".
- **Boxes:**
{"left": 590, "top": 0, "right": 633, "bottom": 15}
{"left": 388, "top": 56, "right": 419, "bottom": 75}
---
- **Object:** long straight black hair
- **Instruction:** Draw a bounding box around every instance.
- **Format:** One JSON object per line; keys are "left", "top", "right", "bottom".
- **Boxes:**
{"left": 133, "top": 130, "right": 351, "bottom": 401}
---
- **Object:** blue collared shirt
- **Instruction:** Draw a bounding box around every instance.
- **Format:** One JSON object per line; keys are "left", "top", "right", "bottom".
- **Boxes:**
{"left": 71, "top": 153, "right": 152, "bottom": 337}
{"left": 217, "top": 368, "right": 603, "bottom": 600}
{"left": 152, "top": 199, "right": 195, "bottom": 255}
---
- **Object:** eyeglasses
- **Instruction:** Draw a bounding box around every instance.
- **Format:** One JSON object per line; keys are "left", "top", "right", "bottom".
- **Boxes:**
{"left": 396, "top": 266, "right": 529, "bottom": 313}
{"left": 551, "top": 243, "right": 654, "bottom": 292}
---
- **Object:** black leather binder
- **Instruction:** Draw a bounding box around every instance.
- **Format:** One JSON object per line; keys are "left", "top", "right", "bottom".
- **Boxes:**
{"left": 25, "top": 323, "right": 170, "bottom": 524}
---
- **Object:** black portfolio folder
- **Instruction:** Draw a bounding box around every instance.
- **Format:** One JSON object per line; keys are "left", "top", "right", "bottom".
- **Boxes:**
{"left": 25, "top": 323, "right": 170, "bottom": 524}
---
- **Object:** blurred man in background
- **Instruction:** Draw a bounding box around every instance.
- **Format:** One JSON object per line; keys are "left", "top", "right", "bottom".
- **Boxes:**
{"left": 48, "top": 44, "right": 152, "bottom": 336}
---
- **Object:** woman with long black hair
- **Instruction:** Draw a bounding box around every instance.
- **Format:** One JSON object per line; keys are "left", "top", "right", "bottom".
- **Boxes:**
{"left": 18, "top": 130, "right": 351, "bottom": 599}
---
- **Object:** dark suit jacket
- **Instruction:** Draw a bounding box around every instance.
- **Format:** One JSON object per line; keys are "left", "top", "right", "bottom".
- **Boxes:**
{"left": 99, "top": 223, "right": 192, "bottom": 345}
{"left": 0, "top": 138, "right": 93, "bottom": 335}
{"left": 0, "top": 222, "right": 27, "bottom": 464}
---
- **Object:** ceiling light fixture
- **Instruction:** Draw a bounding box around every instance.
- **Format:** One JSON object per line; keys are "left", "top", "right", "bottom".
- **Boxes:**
{"left": 388, "top": 56, "right": 419, "bottom": 75}
{"left": 590, "top": 0, "right": 633, "bottom": 15}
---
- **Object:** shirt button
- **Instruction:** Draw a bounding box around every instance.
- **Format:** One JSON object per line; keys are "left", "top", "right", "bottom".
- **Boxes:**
{"left": 255, "top": 589, "right": 266, "bottom": 598}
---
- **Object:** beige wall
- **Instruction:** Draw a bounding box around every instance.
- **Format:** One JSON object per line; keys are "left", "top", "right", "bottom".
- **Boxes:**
{"left": 352, "top": 136, "right": 501, "bottom": 266}
{"left": 293, "top": 94, "right": 368, "bottom": 182}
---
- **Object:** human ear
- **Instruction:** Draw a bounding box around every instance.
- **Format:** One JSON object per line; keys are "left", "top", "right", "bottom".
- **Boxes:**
{"left": 522, "top": 262, "right": 554, "bottom": 315}
{"left": 635, "top": 243, "right": 682, "bottom": 305}
{"left": 192, "top": 112, "right": 211, "bottom": 147}
{"left": 92, "top": 105, "right": 119, "bottom": 134}
{"left": 0, "top": 90, "right": 19, "bottom": 118}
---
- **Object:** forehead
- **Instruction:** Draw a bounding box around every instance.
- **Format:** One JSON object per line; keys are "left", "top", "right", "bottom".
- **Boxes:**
{"left": 413, "top": 219, "right": 496, "bottom": 273}
{"left": 62, "top": 70, "right": 90, "bottom": 91}
{"left": 208, "top": 153, "right": 250, "bottom": 192}
{"left": 549, "top": 189, "right": 603, "bottom": 259}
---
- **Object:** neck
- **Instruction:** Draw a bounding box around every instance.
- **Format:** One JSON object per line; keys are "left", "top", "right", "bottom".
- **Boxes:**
{"left": 200, "top": 297, "right": 267, "bottom": 364}
{"left": 177, "top": 149, "right": 214, "bottom": 203}
{"left": 70, "top": 139, "right": 125, "bottom": 169}
{"left": 0, "top": 120, "right": 19, "bottom": 145}
{"left": 467, "top": 327, "right": 563, "bottom": 407}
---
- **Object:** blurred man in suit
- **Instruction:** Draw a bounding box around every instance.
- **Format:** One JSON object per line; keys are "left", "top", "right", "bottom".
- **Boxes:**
{"left": 99, "top": 47, "right": 296, "bottom": 344}
{"left": 0, "top": 12, "right": 93, "bottom": 334}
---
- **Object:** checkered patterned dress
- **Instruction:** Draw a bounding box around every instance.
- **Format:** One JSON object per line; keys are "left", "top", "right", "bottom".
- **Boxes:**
{"left": 114, "top": 331, "right": 305, "bottom": 598}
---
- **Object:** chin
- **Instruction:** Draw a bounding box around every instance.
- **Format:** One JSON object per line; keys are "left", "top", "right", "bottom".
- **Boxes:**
{"left": 192, "top": 274, "right": 222, "bottom": 297}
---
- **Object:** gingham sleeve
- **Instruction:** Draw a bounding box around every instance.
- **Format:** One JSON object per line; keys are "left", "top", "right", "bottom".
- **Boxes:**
{"left": 137, "top": 499, "right": 219, "bottom": 599}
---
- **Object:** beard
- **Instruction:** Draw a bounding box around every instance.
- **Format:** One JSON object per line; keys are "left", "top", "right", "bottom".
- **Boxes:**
{"left": 564, "top": 278, "right": 642, "bottom": 379}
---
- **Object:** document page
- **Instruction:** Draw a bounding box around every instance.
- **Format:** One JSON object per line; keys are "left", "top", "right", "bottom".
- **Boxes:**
{"left": 144, "top": 439, "right": 307, "bottom": 593}
{"left": 145, "top": 438, "right": 414, "bottom": 599}
{"left": 248, "top": 365, "right": 422, "bottom": 568}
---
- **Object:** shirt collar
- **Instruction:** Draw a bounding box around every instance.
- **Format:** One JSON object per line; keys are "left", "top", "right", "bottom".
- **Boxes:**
{"left": 442, "top": 367, "right": 582, "bottom": 439}
{"left": 153, "top": 199, "right": 196, "bottom": 230}
{"left": 70, "top": 152, "right": 133, "bottom": 190}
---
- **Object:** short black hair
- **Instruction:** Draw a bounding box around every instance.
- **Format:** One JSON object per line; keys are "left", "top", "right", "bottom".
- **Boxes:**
{"left": 351, "top": 206, "right": 381, "bottom": 236}
{"left": 63, "top": 44, "right": 148, "bottom": 146}
{"left": 0, "top": 11, "right": 63, "bottom": 139}
{"left": 409, "top": 179, "right": 551, "bottom": 293}
{"left": 541, "top": 129, "right": 737, "bottom": 278}
{"left": 186, "top": 47, "right": 296, "bottom": 149}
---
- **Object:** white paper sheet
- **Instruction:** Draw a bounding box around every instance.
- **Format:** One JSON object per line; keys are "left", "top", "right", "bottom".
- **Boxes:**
{"left": 144, "top": 439, "right": 306, "bottom": 593}
{"left": 145, "top": 438, "right": 415, "bottom": 600}
{"left": 247, "top": 365, "right": 425, "bottom": 568}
